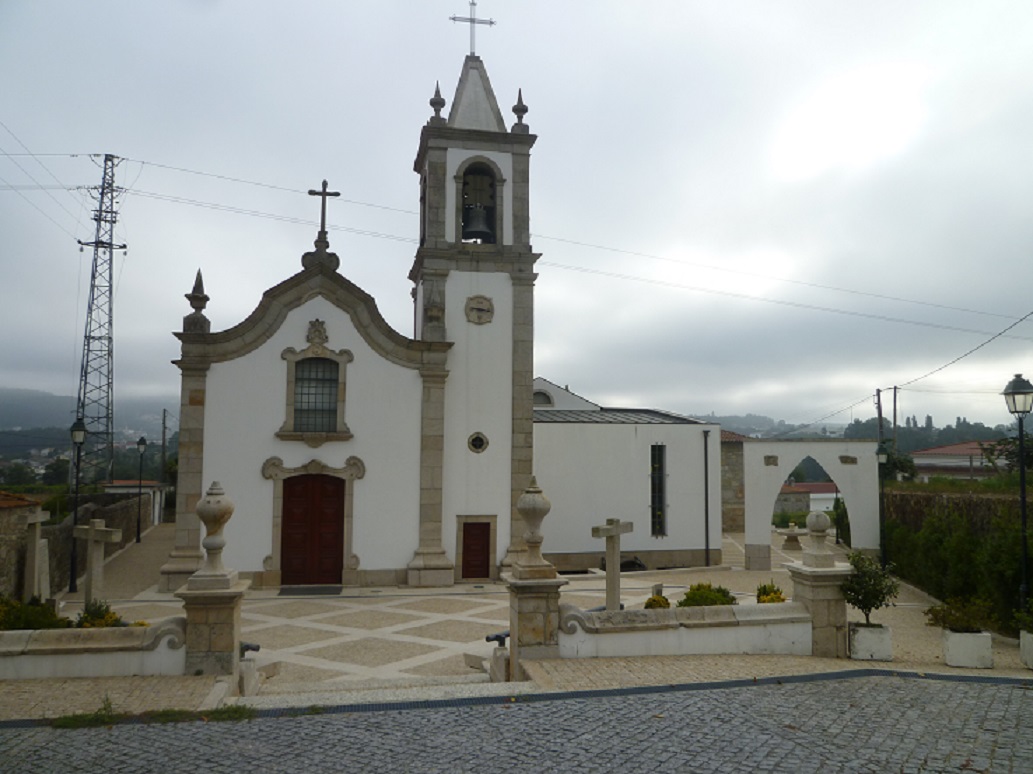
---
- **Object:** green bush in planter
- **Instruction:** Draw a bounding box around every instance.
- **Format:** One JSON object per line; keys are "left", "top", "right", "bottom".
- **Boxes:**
{"left": 0, "top": 595, "right": 71, "bottom": 630}
{"left": 755, "top": 580, "right": 786, "bottom": 604}
{"left": 644, "top": 594, "right": 670, "bottom": 609}
{"left": 924, "top": 597, "right": 996, "bottom": 633}
{"left": 676, "top": 583, "right": 737, "bottom": 607}
{"left": 841, "top": 552, "right": 899, "bottom": 625}
{"left": 1013, "top": 599, "right": 1033, "bottom": 633}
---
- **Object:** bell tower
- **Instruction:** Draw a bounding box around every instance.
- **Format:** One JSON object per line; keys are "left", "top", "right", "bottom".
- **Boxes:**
{"left": 410, "top": 54, "right": 538, "bottom": 575}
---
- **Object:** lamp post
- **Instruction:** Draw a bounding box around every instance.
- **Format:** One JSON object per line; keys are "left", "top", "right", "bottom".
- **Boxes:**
{"left": 1003, "top": 373, "right": 1033, "bottom": 610}
{"left": 136, "top": 436, "right": 147, "bottom": 543}
{"left": 68, "top": 418, "right": 87, "bottom": 593}
{"left": 877, "top": 441, "right": 889, "bottom": 568}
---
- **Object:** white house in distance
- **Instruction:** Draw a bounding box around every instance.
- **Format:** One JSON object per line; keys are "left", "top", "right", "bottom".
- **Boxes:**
{"left": 911, "top": 441, "right": 994, "bottom": 482}
{"left": 158, "top": 53, "right": 723, "bottom": 591}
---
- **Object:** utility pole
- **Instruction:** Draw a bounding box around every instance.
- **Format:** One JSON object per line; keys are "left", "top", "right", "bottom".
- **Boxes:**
{"left": 892, "top": 386, "right": 899, "bottom": 451}
{"left": 74, "top": 153, "right": 126, "bottom": 486}
{"left": 875, "top": 388, "right": 885, "bottom": 445}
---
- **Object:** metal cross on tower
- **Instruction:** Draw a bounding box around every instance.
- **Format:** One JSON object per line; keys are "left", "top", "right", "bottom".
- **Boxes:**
{"left": 450, "top": 0, "right": 495, "bottom": 55}
{"left": 74, "top": 153, "right": 126, "bottom": 485}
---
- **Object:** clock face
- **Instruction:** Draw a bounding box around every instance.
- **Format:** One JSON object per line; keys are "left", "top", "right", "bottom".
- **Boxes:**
{"left": 465, "top": 295, "right": 495, "bottom": 325}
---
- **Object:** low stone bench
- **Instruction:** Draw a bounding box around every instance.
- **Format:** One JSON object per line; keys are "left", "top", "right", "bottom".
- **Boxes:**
{"left": 0, "top": 616, "right": 186, "bottom": 680}
{"left": 558, "top": 603, "right": 812, "bottom": 659}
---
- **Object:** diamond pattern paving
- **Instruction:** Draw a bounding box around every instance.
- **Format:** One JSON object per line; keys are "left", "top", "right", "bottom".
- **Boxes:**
{"left": 395, "top": 619, "right": 502, "bottom": 644}
{"left": 315, "top": 610, "right": 425, "bottom": 630}
{"left": 245, "top": 625, "right": 343, "bottom": 651}
{"left": 302, "top": 637, "right": 438, "bottom": 667}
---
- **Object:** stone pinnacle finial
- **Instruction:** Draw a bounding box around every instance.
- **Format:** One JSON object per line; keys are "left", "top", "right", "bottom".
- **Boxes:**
{"left": 183, "top": 269, "right": 211, "bottom": 333}
{"left": 511, "top": 88, "right": 529, "bottom": 134}
{"left": 429, "top": 82, "right": 446, "bottom": 125}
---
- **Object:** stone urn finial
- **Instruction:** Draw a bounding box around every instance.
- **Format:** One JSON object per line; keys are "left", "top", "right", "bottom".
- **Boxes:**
{"left": 190, "top": 481, "right": 238, "bottom": 589}
{"left": 514, "top": 477, "right": 557, "bottom": 579}
{"left": 803, "top": 510, "right": 835, "bottom": 569}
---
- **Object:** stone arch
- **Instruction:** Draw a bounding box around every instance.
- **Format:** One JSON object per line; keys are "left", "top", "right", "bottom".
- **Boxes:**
{"left": 741, "top": 440, "right": 878, "bottom": 570}
{"left": 453, "top": 155, "right": 507, "bottom": 246}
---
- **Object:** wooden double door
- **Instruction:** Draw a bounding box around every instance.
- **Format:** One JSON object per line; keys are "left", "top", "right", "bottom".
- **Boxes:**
{"left": 281, "top": 474, "right": 345, "bottom": 585}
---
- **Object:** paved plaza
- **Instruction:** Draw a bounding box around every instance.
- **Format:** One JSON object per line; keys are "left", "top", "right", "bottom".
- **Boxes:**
{"left": 2, "top": 524, "right": 1032, "bottom": 771}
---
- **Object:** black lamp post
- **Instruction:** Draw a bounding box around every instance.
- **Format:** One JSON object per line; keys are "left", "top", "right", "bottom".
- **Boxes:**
{"left": 877, "top": 441, "right": 889, "bottom": 568}
{"left": 69, "top": 418, "right": 87, "bottom": 593}
{"left": 1003, "top": 373, "right": 1033, "bottom": 610}
{"left": 136, "top": 436, "right": 147, "bottom": 543}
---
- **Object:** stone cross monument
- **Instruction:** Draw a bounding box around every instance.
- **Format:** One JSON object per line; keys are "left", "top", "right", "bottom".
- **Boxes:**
{"left": 592, "top": 518, "right": 633, "bottom": 611}
{"left": 73, "top": 518, "right": 122, "bottom": 604}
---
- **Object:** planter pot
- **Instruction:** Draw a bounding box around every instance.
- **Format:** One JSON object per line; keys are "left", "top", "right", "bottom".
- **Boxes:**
{"left": 942, "top": 629, "right": 993, "bottom": 669}
{"left": 1021, "top": 631, "right": 1033, "bottom": 670}
{"left": 849, "top": 622, "right": 892, "bottom": 661}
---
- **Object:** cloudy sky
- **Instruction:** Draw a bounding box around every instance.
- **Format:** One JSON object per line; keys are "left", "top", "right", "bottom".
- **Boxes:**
{"left": 3, "top": 1, "right": 1033, "bottom": 431}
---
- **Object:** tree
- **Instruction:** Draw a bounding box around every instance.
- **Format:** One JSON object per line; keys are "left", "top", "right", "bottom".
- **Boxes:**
{"left": 0, "top": 463, "right": 37, "bottom": 485}
{"left": 41, "top": 458, "right": 70, "bottom": 486}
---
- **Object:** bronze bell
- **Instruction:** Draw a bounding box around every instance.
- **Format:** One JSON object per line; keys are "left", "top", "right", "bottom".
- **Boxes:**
{"left": 462, "top": 204, "right": 494, "bottom": 242}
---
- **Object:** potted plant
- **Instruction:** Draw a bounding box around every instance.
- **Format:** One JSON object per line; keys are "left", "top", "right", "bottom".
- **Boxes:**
{"left": 1015, "top": 601, "right": 1033, "bottom": 670}
{"left": 924, "top": 597, "right": 995, "bottom": 668}
{"left": 841, "top": 552, "right": 899, "bottom": 661}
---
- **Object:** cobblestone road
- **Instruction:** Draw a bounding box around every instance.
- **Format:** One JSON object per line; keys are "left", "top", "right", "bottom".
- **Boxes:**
{"left": 3, "top": 674, "right": 1031, "bottom": 773}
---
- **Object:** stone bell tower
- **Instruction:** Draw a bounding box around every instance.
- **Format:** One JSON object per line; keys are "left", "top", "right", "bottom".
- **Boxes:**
{"left": 410, "top": 54, "right": 538, "bottom": 572}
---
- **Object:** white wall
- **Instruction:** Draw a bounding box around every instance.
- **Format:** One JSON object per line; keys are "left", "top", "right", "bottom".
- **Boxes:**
{"left": 203, "top": 295, "right": 424, "bottom": 572}
{"left": 533, "top": 423, "right": 721, "bottom": 557}
{"left": 441, "top": 271, "right": 514, "bottom": 564}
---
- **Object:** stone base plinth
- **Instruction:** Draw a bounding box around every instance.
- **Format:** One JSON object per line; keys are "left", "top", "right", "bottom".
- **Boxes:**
{"left": 175, "top": 580, "right": 249, "bottom": 684}
{"left": 745, "top": 543, "right": 771, "bottom": 570}
{"left": 406, "top": 550, "right": 454, "bottom": 588}
{"left": 506, "top": 575, "right": 568, "bottom": 681}
{"left": 159, "top": 549, "right": 204, "bottom": 593}
{"left": 787, "top": 561, "right": 851, "bottom": 658}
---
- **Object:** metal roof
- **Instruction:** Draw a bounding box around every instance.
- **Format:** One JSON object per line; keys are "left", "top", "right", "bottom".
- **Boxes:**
{"left": 533, "top": 408, "right": 705, "bottom": 425}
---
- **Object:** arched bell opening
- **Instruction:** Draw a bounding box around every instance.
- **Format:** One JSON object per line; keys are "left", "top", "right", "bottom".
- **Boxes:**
{"left": 461, "top": 163, "right": 496, "bottom": 244}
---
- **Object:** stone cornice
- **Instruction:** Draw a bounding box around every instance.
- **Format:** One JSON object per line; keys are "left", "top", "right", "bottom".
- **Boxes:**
{"left": 408, "top": 247, "right": 540, "bottom": 284}
{"left": 414, "top": 125, "right": 536, "bottom": 173}
{"left": 174, "top": 264, "right": 451, "bottom": 371}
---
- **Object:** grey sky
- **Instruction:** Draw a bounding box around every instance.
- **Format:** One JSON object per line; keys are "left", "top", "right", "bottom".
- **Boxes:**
{"left": 3, "top": 1, "right": 1032, "bottom": 430}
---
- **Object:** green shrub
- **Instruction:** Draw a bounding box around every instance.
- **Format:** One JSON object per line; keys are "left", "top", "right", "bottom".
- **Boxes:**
{"left": 771, "top": 511, "right": 808, "bottom": 529}
{"left": 755, "top": 580, "right": 786, "bottom": 604}
{"left": 76, "top": 599, "right": 126, "bottom": 629}
{"left": 0, "top": 595, "right": 71, "bottom": 630}
{"left": 924, "top": 597, "right": 996, "bottom": 633}
{"left": 676, "top": 582, "right": 737, "bottom": 607}
{"left": 840, "top": 552, "right": 899, "bottom": 625}
{"left": 1013, "top": 599, "right": 1033, "bottom": 633}
{"left": 644, "top": 594, "right": 670, "bottom": 609}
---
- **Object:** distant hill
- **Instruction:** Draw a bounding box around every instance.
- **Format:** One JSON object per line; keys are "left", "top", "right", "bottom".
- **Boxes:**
{"left": 0, "top": 387, "right": 175, "bottom": 438}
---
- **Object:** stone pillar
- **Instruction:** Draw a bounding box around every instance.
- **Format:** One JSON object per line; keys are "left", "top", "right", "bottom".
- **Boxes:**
{"left": 22, "top": 510, "right": 48, "bottom": 602}
{"left": 408, "top": 365, "right": 454, "bottom": 587}
{"left": 73, "top": 518, "right": 122, "bottom": 605}
{"left": 506, "top": 478, "right": 567, "bottom": 681}
{"left": 175, "top": 482, "right": 250, "bottom": 682}
{"left": 786, "top": 511, "right": 852, "bottom": 658}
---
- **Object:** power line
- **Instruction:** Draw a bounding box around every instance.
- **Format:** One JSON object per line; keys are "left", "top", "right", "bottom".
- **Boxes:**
{"left": 539, "top": 261, "right": 1033, "bottom": 341}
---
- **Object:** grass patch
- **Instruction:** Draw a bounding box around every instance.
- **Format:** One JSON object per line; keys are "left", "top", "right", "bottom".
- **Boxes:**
{"left": 51, "top": 698, "right": 256, "bottom": 729}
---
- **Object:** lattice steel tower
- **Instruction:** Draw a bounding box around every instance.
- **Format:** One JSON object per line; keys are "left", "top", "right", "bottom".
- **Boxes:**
{"left": 74, "top": 153, "right": 126, "bottom": 484}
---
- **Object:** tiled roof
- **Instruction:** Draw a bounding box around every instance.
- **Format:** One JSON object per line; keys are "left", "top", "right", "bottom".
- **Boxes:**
{"left": 0, "top": 490, "right": 38, "bottom": 509}
{"left": 720, "top": 430, "right": 751, "bottom": 442}
{"left": 913, "top": 441, "right": 991, "bottom": 457}
{"left": 533, "top": 408, "right": 704, "bottom": 425}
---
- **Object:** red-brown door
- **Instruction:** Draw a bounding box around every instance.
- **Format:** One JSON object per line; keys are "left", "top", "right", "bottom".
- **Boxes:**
{"left": 461, "top": 522, "right": 491, "bottom": 579}
{"left": 281, "top": 474, "right": 344, "bottom": 585}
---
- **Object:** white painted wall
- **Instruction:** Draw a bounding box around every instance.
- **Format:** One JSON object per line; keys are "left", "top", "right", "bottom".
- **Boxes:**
{"left": 743, "top": 440, "right": 879, "bottom": 560}
{"left": 441, "top": 271, "right": 514, "bottom": 564}
{"left": 203, "top": 295, "right": 424, "bottom": 573}
{"left": 533, "top": 423, "right": 721, "bottom": 558}
{"left": 445, "top": 149, "right": 514, "bottom": 245}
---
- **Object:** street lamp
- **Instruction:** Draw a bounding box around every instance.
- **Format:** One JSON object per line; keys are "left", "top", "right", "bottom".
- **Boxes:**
{"left": 877, "top": 441, "right": 889, "bottom": 568}
{"left": 1003, "top": 373, "right": 1033, "bottom": 609}
{"left": 68, "top": 418, "right": 87, "bottom": 593}
{"left": 136, "top": 437, "right": 147, "bottom": 543}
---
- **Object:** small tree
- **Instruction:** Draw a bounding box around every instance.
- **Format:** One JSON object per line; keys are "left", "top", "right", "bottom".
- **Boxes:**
{"left": 841, "top": 551, "right": 899, "bottom": 625}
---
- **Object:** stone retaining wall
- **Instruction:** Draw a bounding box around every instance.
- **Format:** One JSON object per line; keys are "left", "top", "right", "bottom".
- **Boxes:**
{"left": 0, "top": 616, "right": 186, "bottom": 679}
{"left": 558, "top": 602, "right": 812, "bottom": 659}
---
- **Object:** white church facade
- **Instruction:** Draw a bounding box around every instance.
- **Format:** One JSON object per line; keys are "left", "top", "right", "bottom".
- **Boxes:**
{"left": 159, "top": 54, "right": 722, "bottom": 592}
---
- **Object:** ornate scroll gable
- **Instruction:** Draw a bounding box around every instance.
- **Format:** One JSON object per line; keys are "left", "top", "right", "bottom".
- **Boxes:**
{"left": 276, "top": 319, "right": 355, "bottom": 447}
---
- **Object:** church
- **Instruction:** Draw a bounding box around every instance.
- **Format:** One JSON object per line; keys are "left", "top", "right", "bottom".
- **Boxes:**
{"left": 159, "top": 53, "right": 722, "bottom": 592}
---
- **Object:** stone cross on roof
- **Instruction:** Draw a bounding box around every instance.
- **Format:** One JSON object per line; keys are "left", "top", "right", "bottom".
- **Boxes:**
{"left": 450, "top": 0, "right": 495, "bottom": 56}
{"left": 302, "top": 179, "right": 341, "bottom": 272}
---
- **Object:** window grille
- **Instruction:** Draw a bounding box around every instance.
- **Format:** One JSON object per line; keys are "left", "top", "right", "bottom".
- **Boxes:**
{"left": 294, "top": 357, "right": 338, "bottom": 432}
{"left": 650, "top": 443, "right": 667, "bottom": 537}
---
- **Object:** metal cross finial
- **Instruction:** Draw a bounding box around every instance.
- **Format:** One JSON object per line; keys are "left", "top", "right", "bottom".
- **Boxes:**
{"left": 308, "top": 179, "right": 340, "bottom": 237}
{"left": 450, "top": 0, "right": 495, "bottom": 56}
